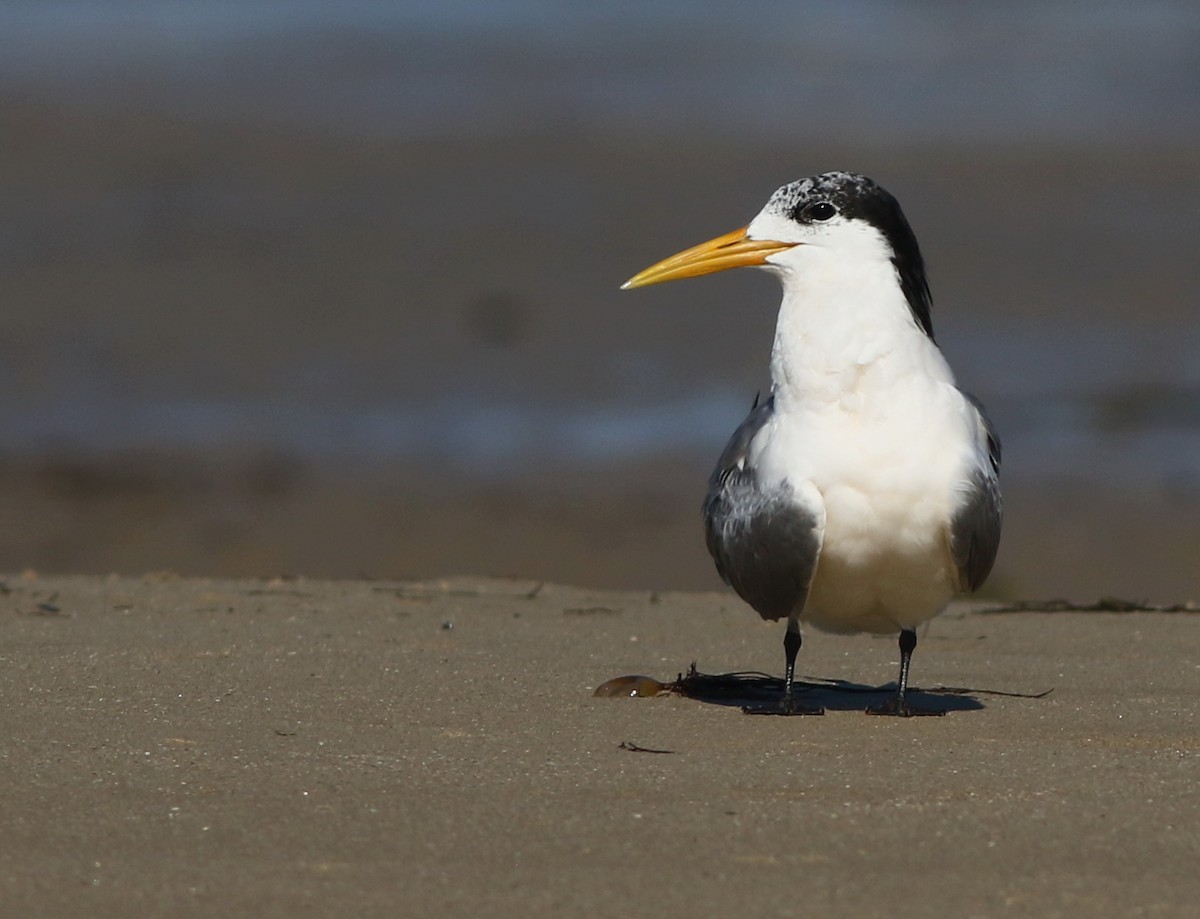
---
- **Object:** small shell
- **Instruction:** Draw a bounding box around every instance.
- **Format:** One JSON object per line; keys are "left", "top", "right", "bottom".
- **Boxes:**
{"left": 592, "top": 675, "right": 668, "bottom": 698}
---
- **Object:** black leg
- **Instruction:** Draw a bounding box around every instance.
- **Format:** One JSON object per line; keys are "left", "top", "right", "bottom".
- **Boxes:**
{"left": 867, "top": 628, "right": 943, "bottom": 717}
{"left": 777, "top": 618, "right": 823, "bottom": 714}
{"left": 783, "top": 618, "right": 802, "bottom": 695}
{"left": 896, "top": 627, "right": 917, "bottom": 700}
{"left": 745, "top": 618, "right": 823, "bottom": 715}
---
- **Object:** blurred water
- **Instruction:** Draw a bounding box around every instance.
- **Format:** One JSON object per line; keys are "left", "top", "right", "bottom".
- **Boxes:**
{"left": 0, "top": 0, "right": 1197, "bottom": 492}
{"left": 3, "top": 1, "right": 1198, "bottom": 144}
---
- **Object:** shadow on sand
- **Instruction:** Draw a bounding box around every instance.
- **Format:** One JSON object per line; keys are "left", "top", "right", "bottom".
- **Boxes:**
{"left": 596, "top": 664, "right": 1051, "bottom": 716}
{"left": 672, "top": 666, "right": 983, "bottom": 715}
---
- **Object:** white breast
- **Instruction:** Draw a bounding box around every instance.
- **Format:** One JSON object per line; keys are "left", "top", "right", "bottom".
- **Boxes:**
{"left": 748, "top": 243, "right": 979, "bottom": 634}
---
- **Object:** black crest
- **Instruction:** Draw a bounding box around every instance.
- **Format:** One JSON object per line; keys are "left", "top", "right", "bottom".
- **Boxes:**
{"left": 766, "top": 172, "right": 934, "bottom": 340}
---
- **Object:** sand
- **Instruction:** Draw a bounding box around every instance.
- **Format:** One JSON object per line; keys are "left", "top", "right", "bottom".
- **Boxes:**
{"left": 2, "top": 572, "right": 1197, "bottom": 917}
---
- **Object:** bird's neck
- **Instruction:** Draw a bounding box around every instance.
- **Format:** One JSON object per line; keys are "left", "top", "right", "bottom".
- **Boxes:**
{"left": 767, "top": 257, "right": 949, "bottom": 410}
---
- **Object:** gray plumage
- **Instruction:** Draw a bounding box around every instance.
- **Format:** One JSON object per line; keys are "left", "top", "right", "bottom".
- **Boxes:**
{"left": 705, "top": 392, "right": 1002, "bottom": 619}
{"left": 703, "top": 395, "right": 822, "bottom": 622}
{"left": 949, "top": 397, "right": 1003, "bottom": 592}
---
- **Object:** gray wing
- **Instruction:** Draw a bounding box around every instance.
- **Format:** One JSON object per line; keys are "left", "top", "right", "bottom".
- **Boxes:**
{"left": 949, "top": 394, "right": 1003, "bottom": 592}
{"left": 703, "top": 395, "right": 823, "bottom": 621}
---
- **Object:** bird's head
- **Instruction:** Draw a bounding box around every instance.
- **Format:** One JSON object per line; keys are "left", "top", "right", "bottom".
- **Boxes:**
{"left": 621, "top": 171, "right": 933, "bottom": 336}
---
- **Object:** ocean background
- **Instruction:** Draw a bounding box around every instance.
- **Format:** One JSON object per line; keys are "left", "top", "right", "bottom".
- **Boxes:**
{"left": 1, "top": 1, "right": 1197, "bottom": 597}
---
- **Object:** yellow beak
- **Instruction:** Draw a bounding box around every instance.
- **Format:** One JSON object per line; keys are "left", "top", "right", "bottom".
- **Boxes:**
{"left": 621, "top": 225, "right": 795, "bottom": 290}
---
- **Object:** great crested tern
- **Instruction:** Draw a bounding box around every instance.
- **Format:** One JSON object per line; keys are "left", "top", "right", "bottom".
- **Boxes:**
{"left": 623, "top": 171, "right": 1001, "bottom": 716}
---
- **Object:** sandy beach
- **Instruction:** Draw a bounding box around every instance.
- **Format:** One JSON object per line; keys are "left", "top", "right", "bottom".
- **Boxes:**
{"left": 2, "top": 573, "right": 1197, "bottom": 917}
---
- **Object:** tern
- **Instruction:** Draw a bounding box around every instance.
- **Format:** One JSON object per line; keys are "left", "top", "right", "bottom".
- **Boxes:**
{"left": 622, "top": 171, "right": 1001, "bottom": 716}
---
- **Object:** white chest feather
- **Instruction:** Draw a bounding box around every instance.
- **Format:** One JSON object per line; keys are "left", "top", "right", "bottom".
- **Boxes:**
{"left": 748, "top": 245, "right": 977, "bottom": 633}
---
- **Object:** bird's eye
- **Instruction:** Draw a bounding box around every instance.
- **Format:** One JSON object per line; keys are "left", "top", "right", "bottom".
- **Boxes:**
{"left": 807, "top": 202, "right": 837, "bottom": 221}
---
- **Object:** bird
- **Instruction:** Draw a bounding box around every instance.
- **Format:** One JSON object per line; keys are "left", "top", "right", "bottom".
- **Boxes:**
{"left": 621, "top": 171, "right": 1001, "bottom": 716}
